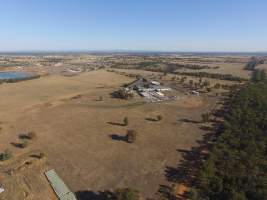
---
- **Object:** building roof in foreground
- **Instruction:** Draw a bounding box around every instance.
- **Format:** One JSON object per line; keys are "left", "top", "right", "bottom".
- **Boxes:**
{"left": 45, "top": 169, "right": 77, "bottom": 200}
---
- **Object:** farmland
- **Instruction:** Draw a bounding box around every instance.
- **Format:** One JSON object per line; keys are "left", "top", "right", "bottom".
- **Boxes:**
{"left": 0, "top": 53, "right": 266, "bottom": 199}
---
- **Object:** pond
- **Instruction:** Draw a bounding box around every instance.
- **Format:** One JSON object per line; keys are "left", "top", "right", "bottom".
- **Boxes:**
{"left": 0, "top": 72, "right": 31, "bottom": 80}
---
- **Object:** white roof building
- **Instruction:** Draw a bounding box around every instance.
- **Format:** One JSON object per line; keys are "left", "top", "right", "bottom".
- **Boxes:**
{"left": 0, "top": 186, "right": 4, "bottom": 194}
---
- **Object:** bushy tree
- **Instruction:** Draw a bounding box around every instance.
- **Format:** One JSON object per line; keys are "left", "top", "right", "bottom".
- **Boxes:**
{"left": 189, "top": 80, "right": 194, "bottom": 87}
{"left": 123, "top": 117, "right": 129, "bottom": 126}
{"left": 20, "top": 139, "right": 28, "bottom": 148}
{"left": 214, "top": 83, "right": 221, "bottom": 89}
{"left": 252, "top": 69, "right": 266, "bottom": 83}
{"left": 112, "top": 89, "right": 133, "bottom": 100}
{"left": 126, "top": 130, "right": 137, "bottom": 143}
{"left": 156, "top": 115, "right": 163, "bottom": 121}
{"left": 201, "top": 113, "right": 211, "bottom": 123}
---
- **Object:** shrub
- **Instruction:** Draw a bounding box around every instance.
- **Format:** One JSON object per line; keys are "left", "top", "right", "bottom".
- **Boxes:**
{"left": 115, "top": 188, "right": 140, "bottom": 200}
{"left": 98, "top": 96, "right": 103, "bottom": 101}
{"left": 126, "top": 130, "right": 137, "bottom": 143}
{"left": 123, "top": 117, "right": 129, "bottom": 126}
{"left": 0, "top": 149, "right": 12, "bottom": 161}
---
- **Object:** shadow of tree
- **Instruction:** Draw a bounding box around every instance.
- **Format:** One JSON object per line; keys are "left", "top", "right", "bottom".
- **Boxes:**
{"left": 145, "top": 117, "right": 158, "bottom": 122}
{"left": 75, "top": 190, "right": 115, "bottom": 200}
{"left": 109, "top": 134, "right": 127, "bottom": 142}
{"left": 178, "top": 118, "right": 200, "bottom": 124}
{"left": 158, "top": 185, "right": 175, "bottom": 200}
{"left": 10, "top": 142, "right": 24, "bottom": 148}
{"left": 107, "top": 122, "right": 125, "bottom": 126}
{"left": 18, "top": 134, "right": 30, "bottom": 140}
{"left": 160, "top": 121, "right": 220, "bottom": 199}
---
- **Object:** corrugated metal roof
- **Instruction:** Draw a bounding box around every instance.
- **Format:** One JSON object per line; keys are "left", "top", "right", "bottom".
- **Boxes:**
{"left": 61, "top": 192, "right": 77, "bottom": 200}
{"left": 45, "top": 169, "right": 77, "bottom": 200}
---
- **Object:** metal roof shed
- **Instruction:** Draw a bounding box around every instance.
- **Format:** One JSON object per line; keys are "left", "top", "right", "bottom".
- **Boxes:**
{"left": 45, "top": 169, "right": 77, "bottom": 200}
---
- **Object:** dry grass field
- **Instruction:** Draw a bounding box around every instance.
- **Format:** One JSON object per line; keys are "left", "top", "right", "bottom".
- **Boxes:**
{"left": 0, "top": 69, "right": 221, "bottom": 199}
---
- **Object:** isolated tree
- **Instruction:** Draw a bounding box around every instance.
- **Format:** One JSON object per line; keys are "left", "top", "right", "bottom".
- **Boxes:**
{"left": 156, "top": 115, "right": 163, "bottom": 121}
{"left": 189, "top": 80, "right": 194, "bottom": 87}
{"left": 126, "top": 130, "right": 137, "bottom": 143}
{"left": 112, "top": 89, "right": 133, "bottom": 100}
{"left": 194, "top": 82, "right": 199, "bottom": 89}
{"left": 38, "top": 152, "right": 45, "bottom": 159}
{"left": 203, "top": 80, "right": 210, "bottom": 87}
{"left": 201, "top": 112, "right": 211, "bottom": 123}
{"left": 123, "top": 117, "right": 129, "bottom": 126}
{"left": 252, "top": 69, "right": 266, "bottom": 83}
{"left": 20, "top": 139, "right": 28, "bottom": 148}
{"left": 214, "top": 83, "right": 221, "bottom": 89}
{"left": 181, "top": 77, "right": 187, "bottom": 83}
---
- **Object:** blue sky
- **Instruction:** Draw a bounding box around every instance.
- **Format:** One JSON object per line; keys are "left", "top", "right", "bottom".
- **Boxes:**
{"left": 0, "top": 0, "right": 266, "bottom": 52}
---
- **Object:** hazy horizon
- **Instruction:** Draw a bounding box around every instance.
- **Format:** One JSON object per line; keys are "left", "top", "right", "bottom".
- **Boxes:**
{"left": 1, "top": 0, "right": 267, "bottom": 52}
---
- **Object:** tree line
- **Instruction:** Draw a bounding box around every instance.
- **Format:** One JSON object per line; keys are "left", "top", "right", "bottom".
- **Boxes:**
{"left": 192, "top": 72, "right": 267, "bottom": 200}
{"left": 0, "top": 74, "right": 41, "bottom": 84}
{"left": 173, "top": 71, "right": 247, "bottom": 82}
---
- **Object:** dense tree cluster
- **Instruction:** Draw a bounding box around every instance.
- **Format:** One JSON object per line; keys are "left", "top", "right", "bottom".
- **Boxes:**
{"left": 111, "top": 89, "right": 134, "bottom": 100}
{"left": 195, "top": 80, "right": 267, "bottom": 200}
{"left": 110, "top": 62, "right": 246, "bottom": 82}
{"left": 244, "top": 57, "right": 265, "bottom": 71}
{"left": 251, "top": 69, "right": 266, "bottom": 83}
{"left": 111, "top": 62, "right": 211, "bottom": 72}
{"left": 164, "top": 64, "right": 211, "bottom": 71}
{"left": 173, "top": 71, "right": 247, "bottom": 82}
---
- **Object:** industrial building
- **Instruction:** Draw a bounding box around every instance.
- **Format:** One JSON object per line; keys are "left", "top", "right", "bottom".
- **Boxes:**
{"left": 126, "top": 77, "right": 174, "bottom": 102}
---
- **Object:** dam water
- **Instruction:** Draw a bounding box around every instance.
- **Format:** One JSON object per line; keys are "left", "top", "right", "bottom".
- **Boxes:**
{"left": 0, "top": 72, "right": 31, "bottom": 80}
